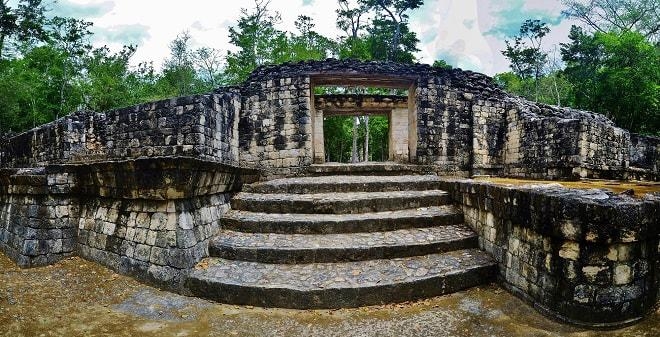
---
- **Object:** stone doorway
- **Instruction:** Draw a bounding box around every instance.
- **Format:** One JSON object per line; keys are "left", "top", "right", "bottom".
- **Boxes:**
{"left": 319, "top": 99, "right": 392, "bottom": 163}
{"left": 310, "top": 75, "right": 417, "bottom": 164}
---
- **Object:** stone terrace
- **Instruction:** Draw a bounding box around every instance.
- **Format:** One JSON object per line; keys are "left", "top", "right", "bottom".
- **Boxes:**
{"left": 0, "top": 59, "right": 658, "bottom": 329}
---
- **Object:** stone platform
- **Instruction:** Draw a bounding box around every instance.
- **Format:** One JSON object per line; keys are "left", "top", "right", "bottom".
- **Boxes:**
{"left": 187, "top": 174, "right": 497, "bottom": 308}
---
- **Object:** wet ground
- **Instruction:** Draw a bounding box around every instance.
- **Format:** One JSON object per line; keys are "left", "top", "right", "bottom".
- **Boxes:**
{"left": 1, "top": 253, "right": 658, "bottom": 337}
{"left": 476, "top": 177, "right": 660, "bottom": 197}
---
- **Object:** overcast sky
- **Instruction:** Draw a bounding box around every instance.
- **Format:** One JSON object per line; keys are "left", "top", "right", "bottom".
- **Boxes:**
{"left": 37, "top": 0, "right": 579, "bottom": 76}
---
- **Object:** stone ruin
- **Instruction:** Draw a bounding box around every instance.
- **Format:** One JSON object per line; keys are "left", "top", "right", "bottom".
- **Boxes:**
{"left": 0, "top": 59, "right": 658, "bottom": 328}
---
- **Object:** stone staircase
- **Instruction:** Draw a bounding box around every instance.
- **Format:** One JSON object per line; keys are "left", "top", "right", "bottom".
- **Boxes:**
{"left": 187, "top": 168, "right": 496, "bottom": 309}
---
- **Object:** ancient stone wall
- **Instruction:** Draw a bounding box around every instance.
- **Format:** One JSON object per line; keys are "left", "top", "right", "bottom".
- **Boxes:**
{"left": 238, "top": 75, "right": 313, "bottom": 175}
{"left": 77, "top": 191, "right": 231, "bottom": 290}
{"left": 629, "top": 133, "right": 660, "bottom": 180}
{"left": 0, "top": 168, "right": 78, "bottom": 267}
{"left": 0, "top": 89, "right": 241, "bottom": 168}
{"left": 0, "top": 87, "right": 250, "bottom": 290}
{"left": 440, "top": 179, "right": 659, "bottom": 327}
{"left": 0, "top": 59, "right": 658, "bottom": 323}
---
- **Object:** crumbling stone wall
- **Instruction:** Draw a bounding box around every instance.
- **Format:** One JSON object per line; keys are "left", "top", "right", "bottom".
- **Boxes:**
{"left": 239, "top": 75, "right": 313, "bottom": 175}
{"left": 0, "top": 168, "right": 78, "bottom": 267}
{"left": 629, "top": 133, "right": 660, "bottom": 180}
{"left": 0, "top": 89, "right": 241, "bottom": 168}
{"left": 414, "top": 75, "right": 475, "bottom": 175}
{"left": 0, "top": 86, "right": 249, "bottom": 289}
{"left": 77, "top": 192, "right": 230, "bottom": 290}
{"left": 440, "top": 179, "right": 659, "bottom": 327}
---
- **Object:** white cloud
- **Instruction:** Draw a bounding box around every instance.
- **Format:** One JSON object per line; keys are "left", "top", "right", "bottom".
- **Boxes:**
{"left": 50, "top": 0, "right": 577, "bottom": 76}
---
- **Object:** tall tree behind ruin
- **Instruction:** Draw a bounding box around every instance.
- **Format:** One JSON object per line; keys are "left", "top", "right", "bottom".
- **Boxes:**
{"left": 501, "top": 19, "right": 550, "bottom": 102}
{"left": 360, "top": 0, "right": 422, "bottom": 62}
{"left": 562, "top": 0, "right": 660, "bottom": 43}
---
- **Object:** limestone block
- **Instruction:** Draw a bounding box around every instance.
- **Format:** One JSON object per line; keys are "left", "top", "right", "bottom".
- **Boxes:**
{"left": 613, "top": 264, "right": 632, "bottom": 285}
{"left": 559, "top": 242, "right": 580, "bottom": 261}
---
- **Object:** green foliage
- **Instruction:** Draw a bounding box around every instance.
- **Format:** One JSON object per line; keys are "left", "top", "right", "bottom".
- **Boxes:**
{"left": 224, "top": 0, "right": 288, "bottom": 84}
{"left": 432, "top": 59, "right": 452, "bottom": 70}
{"left": 561, "top": 27, "right": 659, "bottom": 134}
{"left": 0, "top": 0, "right": 48, "bottom": 60}
{"left": 323, "top": 115, "right": 389, "bottom": 162}
{"left": 358, "top": 0, "right": 421, "bottom": 62}
{"left": 562, "top": 0, "right": 660, "bottom": 43}
{"left": 494, "top": 71, "right": 575, "bottom": 107}
{"left": 82, "top": 46, "right": 137, "bottom": 112}
{"left": 501, "top": 19, "right": 550, "bottom": 102}
{"left": 366, "top": 17, "right": 418, "bottom": 63}
{"left": 3, "top": 0, "right": 654, "bottom": 138}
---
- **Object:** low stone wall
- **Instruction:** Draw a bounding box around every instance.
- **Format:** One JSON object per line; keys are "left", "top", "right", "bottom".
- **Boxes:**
{"left": 439, "top": 179, "right": 660, "bottom": 327}
{"left": 0, "top": 168, "right": 78, "bottom": 267}
{"left": 77, "top": 192, "right": 231, "bottom": 291}
{"left": 0, "top": 158, "right": 256, "bottom": 291}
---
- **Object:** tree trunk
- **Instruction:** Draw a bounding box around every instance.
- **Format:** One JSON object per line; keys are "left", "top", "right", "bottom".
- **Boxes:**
{"left": 363, "top": 115, "right": 369, "bottom": 162}
{"left": 351, "top": 116, "right": 358, "bottom": 163}
{"left": 0, "top": 33, "right": 5, "bottom": 60}
{"left": 391, "top": 22, "right": 401, "bottom": 61}
{"left": 552, "top": 74, "right": 561, "bottom": 107}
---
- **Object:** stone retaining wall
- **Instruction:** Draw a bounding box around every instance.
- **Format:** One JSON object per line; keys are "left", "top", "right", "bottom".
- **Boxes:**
{"left": 77, "top": 192, "right": 231, "bottom": 291}
{"left": 0, "top": 159, "right": 255, "bottom": 290}
{"left": 439, "top": 179, "right": 660, "bottom": 327}
{"left": 0, "top": 168, "right": 78, "bottom": 267}
{"left": 630, "top": 134, "right": 660, "bottom": 180}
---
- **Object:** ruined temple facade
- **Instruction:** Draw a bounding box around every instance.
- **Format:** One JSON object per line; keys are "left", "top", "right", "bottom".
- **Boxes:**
{"left": 0, "top": 60, "right": 658, "bottom": 328}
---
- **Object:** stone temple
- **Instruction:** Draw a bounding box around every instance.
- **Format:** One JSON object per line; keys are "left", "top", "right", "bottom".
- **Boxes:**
{"left": 0, "top": 59, "right": 658, "bottom": 328}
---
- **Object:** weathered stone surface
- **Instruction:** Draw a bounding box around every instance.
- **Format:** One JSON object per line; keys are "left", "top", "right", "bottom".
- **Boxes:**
{"left": 231, "top": 189, "right": 450, "bottom": 214}
{"left": 221, "top": 205, "right": 463, "bottom": 234}
{"left": 187, "top": 249, "right": 497, "bottom": 309}
{"left": 210, "top": 225, "right": 478, "bottom": 263}
{"left": 305, "top": 162, "right": 436, "bottom": 176}
{"left": 244, "top": 174, "right": 443, "bottom": 194}
{"left": 0, "top": 58, "right": 658, "bottom": 327}
{"left": 441, "top": 178, "right": 660, "bottom": 327}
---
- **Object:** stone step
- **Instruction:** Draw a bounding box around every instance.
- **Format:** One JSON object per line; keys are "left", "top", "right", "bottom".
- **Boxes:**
{"left": 209, "top": 225, "right": 478, "bottom": 263}
{"left": 221, "top": 205, "right": 463, "bottom": 234}
{"left": 230, "top": 190, "right": 451, "bottom": 214}
{"left": 244, "top": 175, "right": 443, "bottom": 194}
{"left": 306, "top": 162, "right": 435, "bottom": 176}
{"left": 186, "top": 249, "right": 497, "bottom": 309}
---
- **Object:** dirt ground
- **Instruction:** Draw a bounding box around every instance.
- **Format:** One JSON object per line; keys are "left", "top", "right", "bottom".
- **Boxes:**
{"left": 0, "top": 253, "right": 658, "bottom": 337}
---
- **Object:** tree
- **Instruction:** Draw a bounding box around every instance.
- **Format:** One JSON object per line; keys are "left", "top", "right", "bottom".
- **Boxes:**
{"left": 561, "top": 27, "right": 659, "bottom": 134}
{"left": 501, "top": 19, "right": 550, "bottom": 101}
{"left": 224, "top": 0, "right": 287, "bottom": 84}
{"left": 161, "top": 31, "right": 201, "bottom": 96}
{"left": 285, "top": 15, "right": 336, "bottom": 62}
{"left": 82, "top": 45, "right": 137, "bottom": 112}
{"left": 432, "top": 59, "right": 452, "bottom": 70}
{"left": 47, "top": 16, "right": 92, "bottom": 117}
{"left": 562, "top": 0, "right": 660, "bottom": 43}
{"left": 360, "top": 0, "right": 423, "bottom": 61}
{"left": 336, "top": 0, "right": 371, "bottom": 59}
{"left": 0, "top": 0, "right": 48, "bottom": 60}
{"left": 366, "top": 16, "right": 418, "bottom": 63}
{"left": 0, "top": 0, "right": 18, "bottom": 59}
{"left": 193, "top": 47, "right": 224, "bottom": 88}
